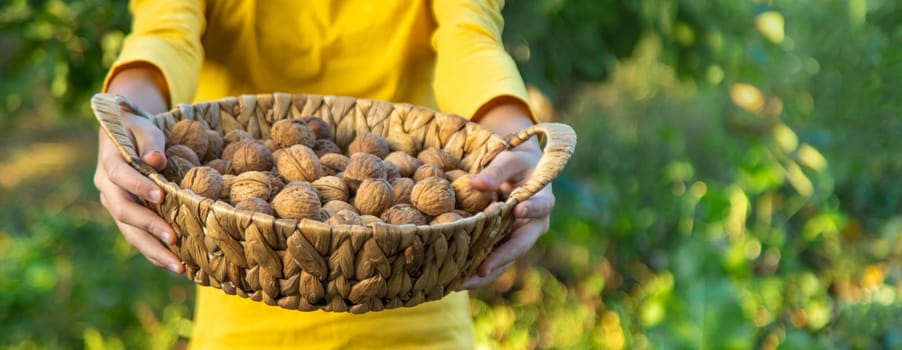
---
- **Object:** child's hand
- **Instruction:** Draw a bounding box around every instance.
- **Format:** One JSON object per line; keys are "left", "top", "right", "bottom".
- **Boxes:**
{"left": 93, "top": 112, "right": 183, "bottom": 273}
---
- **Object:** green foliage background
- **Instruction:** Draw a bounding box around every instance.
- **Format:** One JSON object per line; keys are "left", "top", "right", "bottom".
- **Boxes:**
{"left": 1, "top": 0, "right": 900, "bottom": 349}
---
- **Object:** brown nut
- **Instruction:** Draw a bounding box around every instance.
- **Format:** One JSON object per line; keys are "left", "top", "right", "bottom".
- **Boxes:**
{"left": 265, "top": 172, "right": 286, "bottom": 197}
{"left": 313, "top": 139, "right": 342, "bottom": 157}
{"left": 382, "top": 161, "right": 400, "bottom": 180}
{"left": 347, "top": 132, "right": 390, "bottom": 158}
{"left": 353, "top": 179, "right": 394, "bottom": 216}
{"left": 271, "top": 182, "right": 321, "bottom": 220}
{"left": 413, "top": 164, "right": 445, "bottom": 182}
{"left": 312, "top": 176, "right": 349, "bottom": 203}
{"left": 451, "top": 174, "right": 493, "bottom": 213}
{"left": 234, "top": 197, "right": 274, "bottom": 216}
{"left": 343, "top": 153, "right": 386, "bottom": 191}
{"left": 203, "top": 130, "right": 224, "bottom": 162}
{"left": 229, "top": 171, "right": 272, "bottom": 204}
{"left": 221, "top": 174, "right": 236, "bottom": 200}
{"left": 410, "top": 176, "right": 455, "bottom": 216}
{"left": 221, "top": 139, "right": 249, "bottom": 161}
{"left": 381, "top": 204, "right": 428, "bottom": 225}
{"left": 262, "top": 138, "right": 278, "bottom": 152}
{"left": 205, "top": 159, "right": 232, "bottom": 175}
{"left": 229, "top": 141, "right": 275, "bottom": 173}
{"left": 445, "top": 169, "right": 468, "bottom": 182}
{"left": 271, "top": 118, "right": 315, "bottom": 148}
{"left": 417, "top": 147, "right": 458, "bottom": 171}
{"left": 430, "top": 212, "right": 465, "bottom": 225}
{"left": 162, "top": 155, "right": 194, "bottom": 182}
{"left": 169, "top": 119, "right": 208, "bottom": 159}
{"left": 390, "top": 177, "right": 414, "bottom": 205}
{"left": 384, "top": 151, "right": 422, "bottom": 178}
{"left": 276, "top": 144, "right": 322, "bottom": 182}
{"left": 320, "top": 153, "right": 350, "bottom": 176}
{"left": 302, "top": 115, "right": 334, "bottom": 141}
{"left": 166, "top": 144, "right": 200, "bottom": 166}
{"left": 323, "top": 200, "right": 358, "bottom": 215}
{"left": 180, "top": 166, "right": 224, "bottom": 200}
{"left": 224, "top": 129, "right": 252, "bottom": 143}
{"left": 325, "top": 209, "right": 364, "bottom": 226}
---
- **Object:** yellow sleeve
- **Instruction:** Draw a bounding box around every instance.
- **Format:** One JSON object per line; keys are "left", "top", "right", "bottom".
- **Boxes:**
{"left": 431, "top": 0, "right": 537, "bottom": 122}
{"left": 103, "top": 0, "right": 206, "bottom": 106}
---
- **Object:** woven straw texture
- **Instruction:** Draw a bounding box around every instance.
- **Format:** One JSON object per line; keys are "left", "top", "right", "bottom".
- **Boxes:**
{"left": 91, "top": 92, "right": 575, "bottom": 313}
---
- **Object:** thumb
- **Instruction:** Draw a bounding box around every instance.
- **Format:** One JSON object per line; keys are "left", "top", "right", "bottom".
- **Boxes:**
{"left": 131, "top": 121, "right": 167, "bottom": 171}
{"left": 472, "top": 152, "right": 525, "bottom": 192}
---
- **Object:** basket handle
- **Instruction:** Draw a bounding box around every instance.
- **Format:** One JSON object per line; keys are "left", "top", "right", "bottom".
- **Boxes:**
{"left": 503, "top": 122, "right": 577, "bottom": 204}
{"left": 90, "top": 93, "right": 160, "bottom": 176}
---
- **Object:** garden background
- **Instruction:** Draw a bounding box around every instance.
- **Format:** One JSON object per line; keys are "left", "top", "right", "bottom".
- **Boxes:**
{"left": 1, "top": 0, "right": 900, "bottom": 349}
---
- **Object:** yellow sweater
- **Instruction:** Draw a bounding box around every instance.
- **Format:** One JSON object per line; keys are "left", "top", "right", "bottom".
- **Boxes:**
{"left": 105, "top": 0, "right": 531, "bottom": 348}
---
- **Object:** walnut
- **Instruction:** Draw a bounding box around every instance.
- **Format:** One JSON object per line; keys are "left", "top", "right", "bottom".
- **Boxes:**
{"left": 265, "top": 171, "right": 286, "bottom": 197}
{"left": 203, "top": 130, "right": 224, "bottom": 162}
{"left": 382, "top": 161, "right": 400, "bottom": 180}
{"left": 313, "top": 139, "right": 342, "bottom": 157}
{"left": 271, "top": 182, "right": 321, "bottom": 220}
{"left": 169, "top": 119, "right": 208, "bottom": 159}
{"left": 205, "top": 159, "right": 232, "bottom": 175}
{"left": 417, "top": 147, "right": 458, "bottom": 171}
{"left": 390, "top": 177, "right": 414, "bottom": 205}
{"left": 302, "top": 115, "right": 333, "bottom": 140}
{"left": 384, "top": 151, "right": 422, "bottom": 178}
{"left": 224, "top": 129, "right": 252, "bottom": 143}
{"left": 410, "top": 176, "right": 455, "bottom": 216}
{"left": 234, "top": 197, "right": 274, "bottom": 216}
{"left": 353, "top": 179, "right": 394, "bottom": 216}
{"left": 413, "top": 164, "right": 445, "bottom": 182}
{"left": 325, "top": 209, "right": 364, "bottom": 226}
{"left": 381, "top": 204, "right": 428, "bottom": 225}
{"left": 166, "top": 144, "right": 200, "bottom": 166}
{"left": 347, "top": 132, "right": 390, "bottom": 158}
{"left": 180, "top": 166, "right": 223, "bottom": 200}
{"left": 360, "top": 215, "right": 384, "bottom": 225}
{"left": 229, "top": 171, "right": 272, "bottom": 204}
{"left": 312, "top": 176, "right": 349, "bottom": 203}
{"left": 276, "top": 145, "right": 321, "bottom": 182}
{"left": 263, "top": 138, "right": 278, "bottom": 152}
{"left": 430, "top": 212, "right": 464, "bottom": 225}
{"left": 445, "top": 169, "right": 468, "bottom": 182}
{"left": 451, "top": 174, "right": 493, "bottom": 213}
{"left": 221, "top": 139, "right": 250, "bottom": 161}
{"left": 320, "top": 153, "right": 350, "bottom": 176}
{"left": 343, "top": 153, "right": 385, "bottom": 191}
{"left": 162, "top": 156, "right": 194, "bottom": 182}
{"left": 271, "top": 118, "right": 315, "bottom": 148}
{"left": 229, "top": 141, "right": 275, "bottom": 174}
{"left": 221, "top": 174, "right": 236, "bottom": 200}
{"left": 323, "top": 200, "right": 358, "bottom": 215}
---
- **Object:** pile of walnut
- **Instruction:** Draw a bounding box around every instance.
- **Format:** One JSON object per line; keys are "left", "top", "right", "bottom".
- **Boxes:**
{"left": 164, "top": 116, "right": 496, "bottom": 226}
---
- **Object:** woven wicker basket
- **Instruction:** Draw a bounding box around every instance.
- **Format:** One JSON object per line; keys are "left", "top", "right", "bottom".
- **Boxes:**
{"left": 91, "top": 92, "right": 575, "bottom": 313}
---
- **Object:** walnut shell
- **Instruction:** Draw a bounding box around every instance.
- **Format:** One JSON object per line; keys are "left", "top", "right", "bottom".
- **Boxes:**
{"left": 347, "top": 132, "right": 390, "bottom": 158}
{"left": 180, "top": 166, "right": 223, "bottom": 200}
{"left": 262, "top": 138, "right": 278, "bottom": 152}
{"left": 382, "top": 161, "right": 400, "bottom": 180}
{"left": 343, "top": 153, "right": 386, "bottom": 191}
{"left": 430, "top": 212, "right": 465, "bottom": 225}
{"left": 166, "top": 144, "right": 200, "bottom": 166}
{"left": 206, "top": 159, "right": 232, "bottom": 175}
{"left": 417, "top": 147, "right": 458, "bottom": 171}
{"left": 234, "top": 197, "right": 274, "bottom": 216}
{"left": 229, "top": 171, "right": 272, "bottom": 204}
{"left": 325, "top": 209, "right": 364, "bottom": 226}
{"left": 224, "top": 129, "right": 252, "bottom": 143}
{"left": 445, "top": 169, "right": 468, "bottom": 182}
{"left": 265, "top": 172, "right": 286, "bottom": 197}
{"left": 271, "top": 182, "right": 321, "bottom": 220}
{"left": 320, "top": 153, "right": 350, "bottom": 176}
{"left": 162, "top": 155, "right": 194, "bottom": 182}
{"left": 203, "top": 130, "right": 224, "bottom": 162}
{"left": 313, "top": 176, "right": 349, "bottom": 203}
{"left": 410, "top": 176, "right": 455, "bottom": 216}
{"left": 413, "top": 164, "right": 445, "bottom": 182}
{"left": 302, "top": 116, "right": 334, "bottom": 140}
{"left": 313, "top": 139, "right": 342, "bottom": 157}
{"left": 353, "top": 179, "right": 394, "bottom": 216}
{"left": 221, "top": 139, "right": 250, "bottom": 161}
{"left": 276, "top": 145, "right": 322, "bottom": 182}
{"left": 271, "top": 118, "right": 315, "bottom": 148}
{"left": 384, "top": 151, "right": 422, "bottom": 178}
{"left": 230, "top": 141, "right": 275, "bottom": 174}
{"left": 221, "top": 174, "right": 236, "bottom": 200}
{"left": 323, "top": 200, "right": 358, "bottom": 215}
{"left": 390, "top": 177, "right": 414, "bottom": 205}
{"left": 451, "top": 174, "right": 493, "bottom": 213}
{"left": 169, "top": 119, "right": 208, "bottom": 159}
{"left": 381, "top": 204, "right": 428, "bottom": 225}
